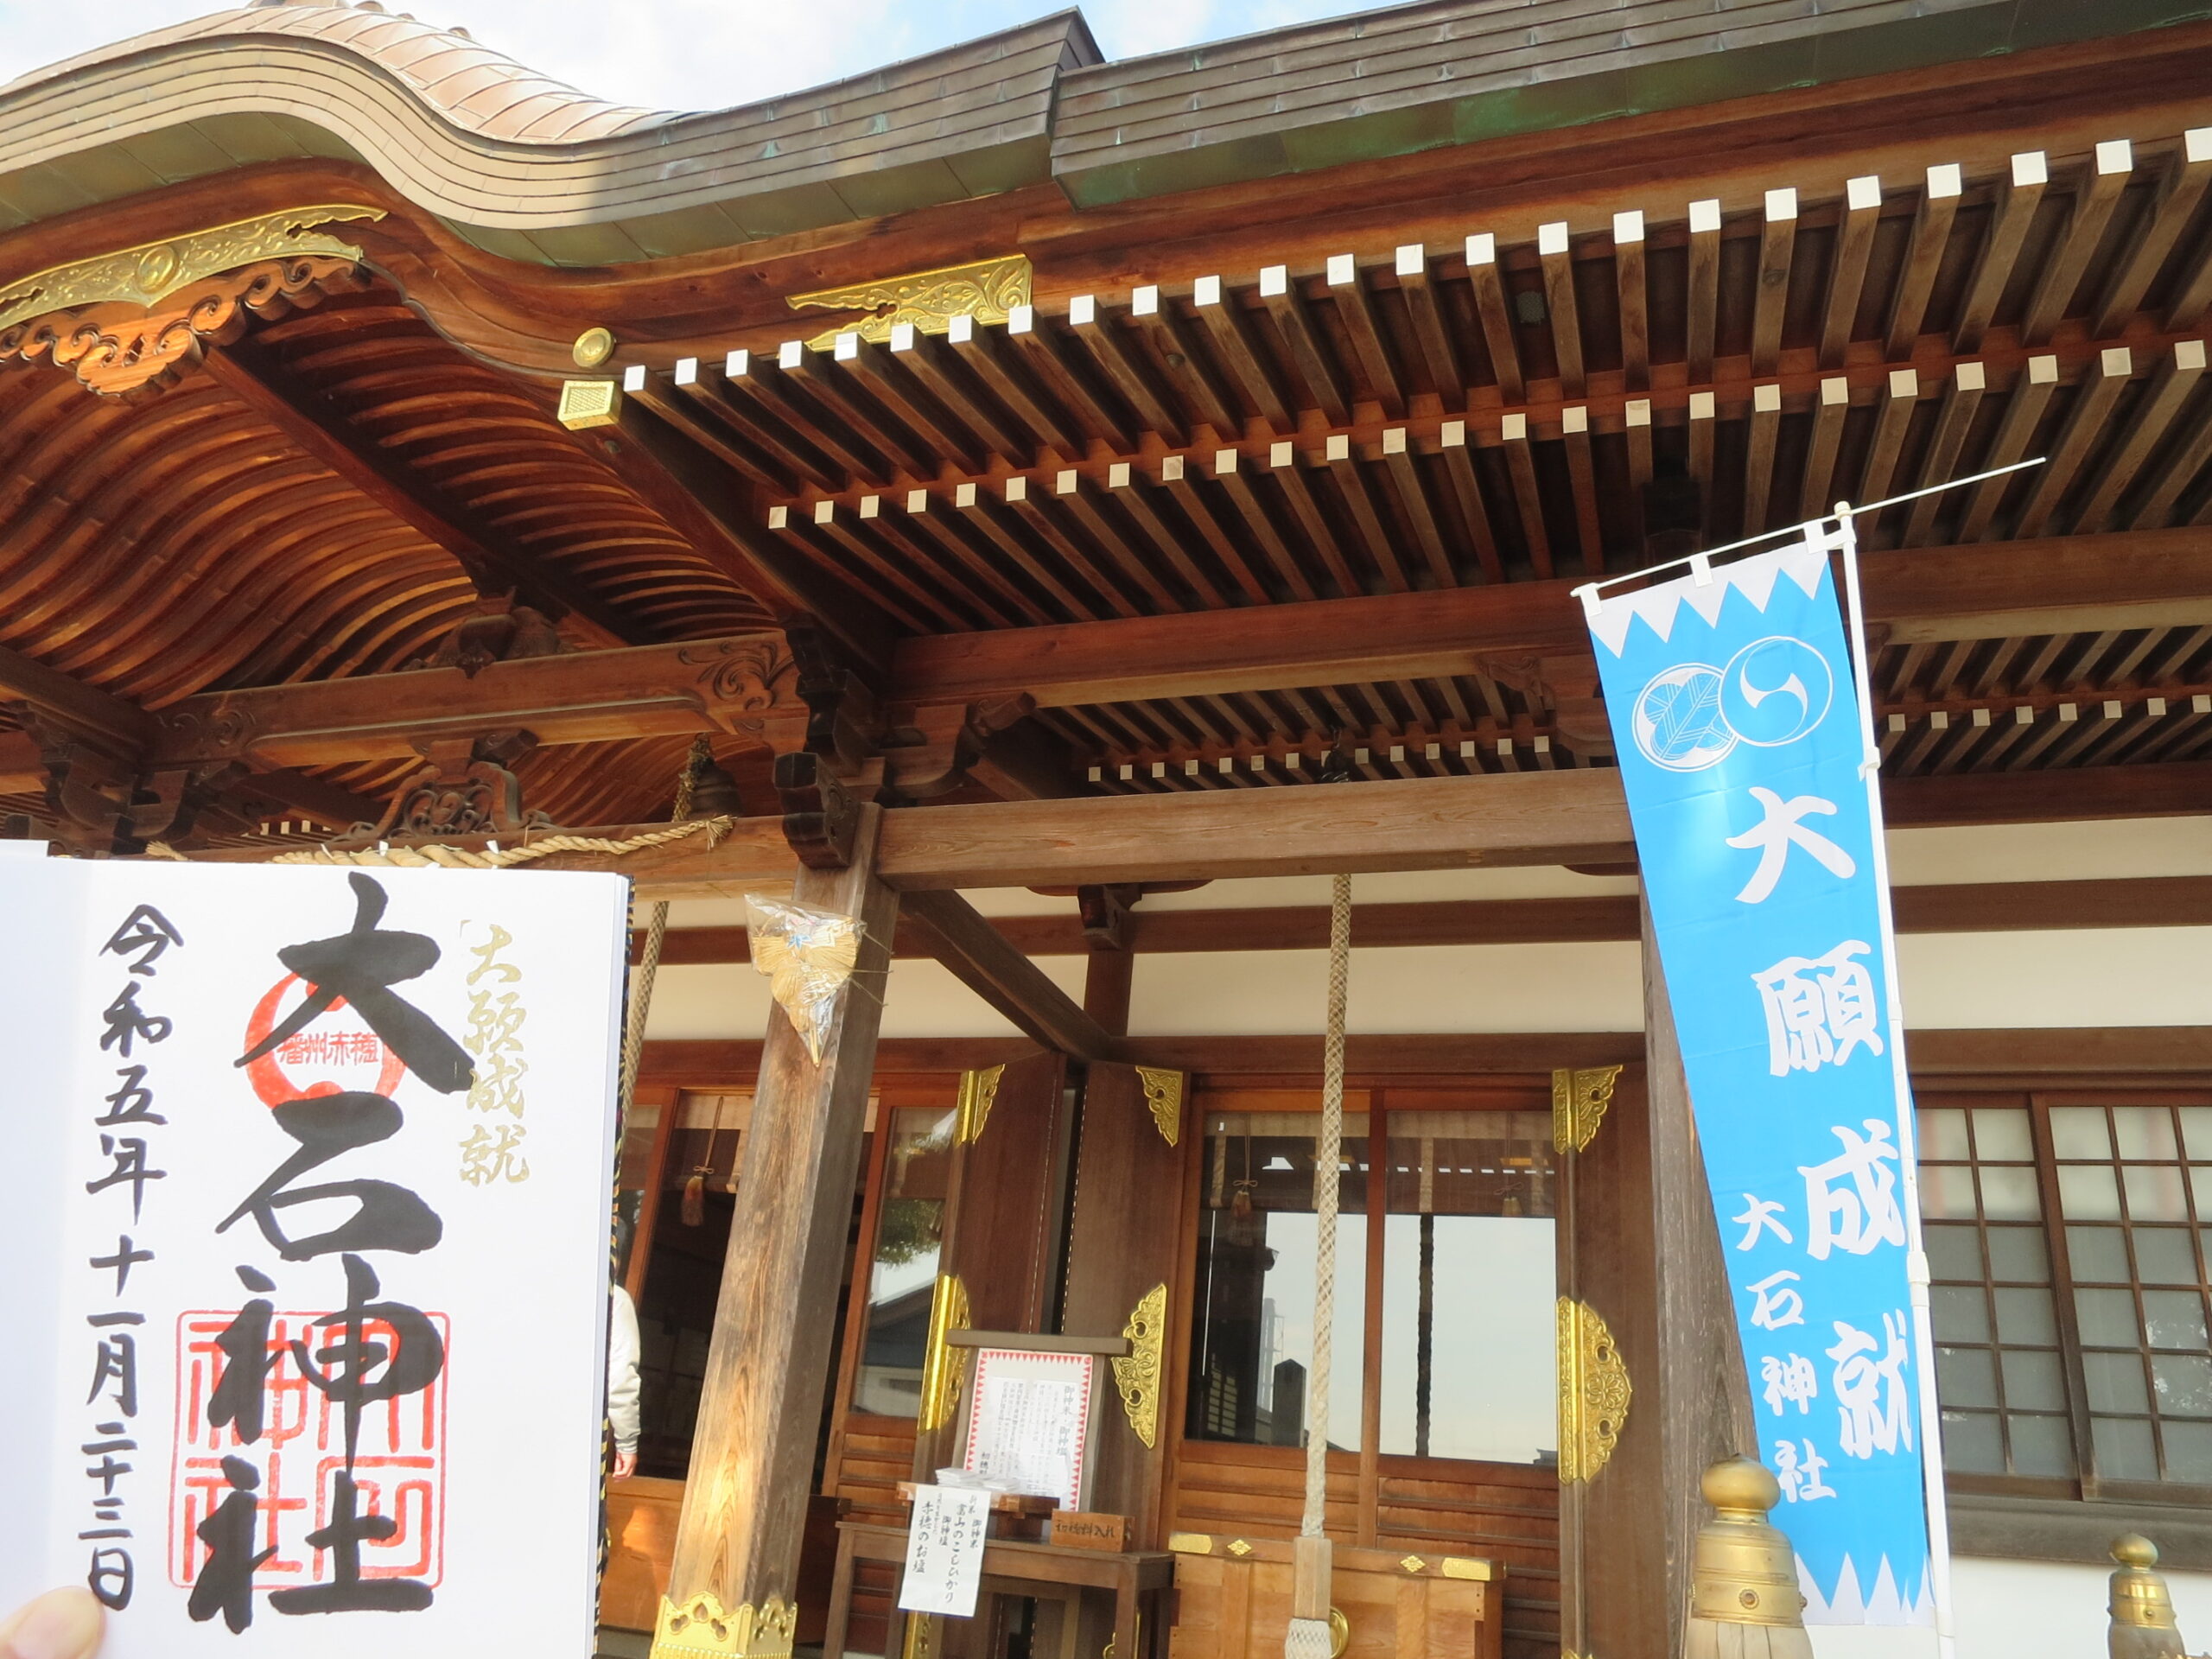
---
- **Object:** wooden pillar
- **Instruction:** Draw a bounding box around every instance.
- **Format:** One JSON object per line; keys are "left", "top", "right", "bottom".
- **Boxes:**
{"left": 652, "top": 804, "right": 900, "bottom": 1659}
{"left": 1560, "top": 903, "right": 1753, "bottom": 1659}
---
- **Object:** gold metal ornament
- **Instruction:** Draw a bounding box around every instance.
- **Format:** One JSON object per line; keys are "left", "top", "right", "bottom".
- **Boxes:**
{"left": 1399, "top": 1554, "right": 1426, "bottom": 1574}
{"left": 1552, "top": 1065, "right": 1622, "bottom": 1154}
{"left": 1112, "top": 1282, "right": 1167, "bottom": 1446}
{"left": 1167, "top": 1533, "right": 1214, "bottom": 1554}
{"left": 572, "top": 325, "right": 616, "bottom": 368}
{"left": 1439, "top": 1557, "right": 1492, "bottom": 1581}
{"left": 0, "top": 204, "right": 384, "bottom": 331}
{"left": 1686, "top": 1459, "right": 1813, "bottom": 1659}
{"left": 917, "top": 1274, "right": 971, "bottom": 1432}
{"left": 557, "top": 379, "right": 621, "bottom": 430}
{"left": 1136, "top": 1066, "right": 1185, "bottom": 1144}
{"left": 2108, "top": 1534, "right": 2189, "bottom": 1658}
{"left": 900, "top": 1613, "right": 937, "bottom": 1659}
{"left": 1555, "top": 1297, "right": 1630, "bottom": 1484}
{"left": 651, "top": 1592, "right": 798, "bottom": 1659}
{"left": 788, "top": 254, "right": 1031, "bottom": 349}
{"left": 955, "top": 1064, "right": 1005, "bottom": 1144}
{"left": 1327, "top": 1607, "right": 1350, "bottom": 1658}
{"left": 1226, "top": 1538, "right": 1254, "bottom": 1557}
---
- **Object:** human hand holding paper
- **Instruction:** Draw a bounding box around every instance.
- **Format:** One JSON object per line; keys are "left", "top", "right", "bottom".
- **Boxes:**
{"left": 0, "top": 1588, "right": 104, "bottom": 1659}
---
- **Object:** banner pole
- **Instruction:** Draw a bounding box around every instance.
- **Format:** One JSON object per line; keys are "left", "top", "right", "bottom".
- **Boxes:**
{"left": 1833, "top": 503, "right": 1956, "bottom": 1659}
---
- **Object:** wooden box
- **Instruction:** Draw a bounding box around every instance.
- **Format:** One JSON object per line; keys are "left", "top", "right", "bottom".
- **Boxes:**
{"left": 1166, "top": 1533, "right": 1502, "bottom": 1659}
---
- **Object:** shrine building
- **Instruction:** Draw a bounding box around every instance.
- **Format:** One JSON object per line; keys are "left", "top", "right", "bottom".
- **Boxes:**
{"left": 3, "top": 0, "right": 2212, "bottom": 1655}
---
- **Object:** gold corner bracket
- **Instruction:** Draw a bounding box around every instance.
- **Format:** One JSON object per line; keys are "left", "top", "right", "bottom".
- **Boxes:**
{"left": 1135, "top": 1065, "right": 1184, "bottom": 1145}
{"left": 1112, "top": 1282, "right": 1168, "bottom": 1446}
{"left": 917, "top": 1273, "right": 971, "bottom": 1432}
{"left": 651, "top": 1593, "right": 798, "bottom": 1659}
{"left": 1555, "top": 1296, "right": 1630, "bottom": 1485}
{"left": 955, "top": 1063, "right": 1005, "bottom": 1144}
{"left": 1551, "top": 1064, "right": 1622, "bottom": 1155}
{"left": 788, "top": 254, "right": 1031, "bottom": 350}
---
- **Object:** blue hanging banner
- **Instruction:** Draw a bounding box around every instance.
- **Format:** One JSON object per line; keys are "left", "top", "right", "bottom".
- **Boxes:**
{"left": 1581, "top": 527, "right": 1936, "bottom": 1625}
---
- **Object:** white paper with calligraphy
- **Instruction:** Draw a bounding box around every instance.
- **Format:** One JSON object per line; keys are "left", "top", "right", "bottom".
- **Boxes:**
{"left": 896, "top": 1485, "right": 990, "bottom": 1617}
{"left": 958, "top": 1349, "right": 1095, "bottom": 1511}
{"left": 0, "top": 859, "right": 629, "bottom": 1659}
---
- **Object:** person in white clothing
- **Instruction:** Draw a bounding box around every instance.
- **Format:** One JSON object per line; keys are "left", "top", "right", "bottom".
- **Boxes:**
{"left": 608, "top": 1284, "right": 643, "bottom": 1480}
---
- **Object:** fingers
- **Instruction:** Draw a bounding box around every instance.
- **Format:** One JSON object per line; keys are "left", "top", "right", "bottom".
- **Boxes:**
{"left": 0, "top": 1588, "right": 105, "bottom": 1659}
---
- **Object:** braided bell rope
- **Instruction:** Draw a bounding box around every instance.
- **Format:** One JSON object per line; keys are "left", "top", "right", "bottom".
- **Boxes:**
{"left": 619, "top": 736, "right": 710, "bottom": 1117}
{"left": 1303, "top": 871, "right": 1352, "bottom": 1540}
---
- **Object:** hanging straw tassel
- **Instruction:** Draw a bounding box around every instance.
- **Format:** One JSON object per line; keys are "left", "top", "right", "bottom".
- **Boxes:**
{"left": 1685, "top": 1459, "right": 1815, "bottom": 1659}
{"left": 1287, "top": 874, "right": 1353, "bottom": 1659}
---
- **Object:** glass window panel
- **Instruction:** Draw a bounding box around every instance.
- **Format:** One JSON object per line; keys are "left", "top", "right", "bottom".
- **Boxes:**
{"left": 1924, "top": 1223, "right": 1982, "bottom": 1282}
{"left": 2085, "top": 1351, "right": 2151, "bottom": 1414}
{"left": 2059, "top": 1165, "right": 2122, "bottom": 1221}
{"left": 1941, "top": 1410, "right": 2004, "bottom": 1474}
{"left": 2153, "top": 1353, "right": 2212, "bottom": 1418}
{"left": 1933, "top": 1285, "right": 1991, "bottom": 1344}
{"left": 2069, "top": 1225, "right": 2131, "bottom": 1283}
{"left": 2006, "top": 1414, "right": 2075, "bottom": 1478}
{"left": 853, "top": 1106, "right": 957, "bottom": 1417}
{"left": 1993, "top": 1287, "right": 2058, "bottom": 1346}
{"left": 1189, "top": 1114, "right": 1370, "bottom": 1452}
{"left": 2114, "top": 1106, "right": 2181, "bottom": 1162}
{"left": 2051, "top": 1106, "right": 2113, "bottom": 1160}
{"left": 2142, "top": 1290, "right": 2209, "bottom": 1351}
{"left": 1986, "top": 1226, "right": 2050, "bottom": 1285}
{"left": 1920, "top": 1165, "right": 1980, "bottom": 1221}
{"left": 1936, "top": 1345, "right": 1998, "bottom": 1408}
{"left": 2193, "top": 1167, "right": 2212, "bottom": 1213}
{"left": 2094, "top": 1416, "right": 2159, "bottom": 1481}
{"left": 2126, "top": 1164, "right": 2191, "bottom": 1224}
{"left": 1378, "top": 1110, "right": 1555, "bottom": 1464}
{"left": 2134, "top": 1227, "right": 2202, "bottom": 1287}
{"left": 2182, "top": 1109, "right": 2212, "bottom": 1160}
{"left": 2000, "top": 1349, "right": 2068, "bottom": 1412}
{"left": 1978, "top": 1166, "right": 2041, "bottom": 1222}
{"left": 1972, "top": 1108, "right": 2035, "bottom": 1163}
{"left": 1919, "top": 1108, "right": 1970, "bottom": 1161}
{"left": 2077, "top": 1287, "right": 2144, "bottom": 1349}
{"left": 2161, "top": 1421, "right": 2212, "bottom": 1484}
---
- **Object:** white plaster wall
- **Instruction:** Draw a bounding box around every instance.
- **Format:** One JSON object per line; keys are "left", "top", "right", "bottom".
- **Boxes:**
{"left": 1810, "top": 1557, "right": 2212, "bottom": 1658}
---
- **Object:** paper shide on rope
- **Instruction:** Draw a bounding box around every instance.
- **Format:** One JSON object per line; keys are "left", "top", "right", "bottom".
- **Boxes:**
{"left": 744, "top": 893, "right": 865, "bottom": 1063}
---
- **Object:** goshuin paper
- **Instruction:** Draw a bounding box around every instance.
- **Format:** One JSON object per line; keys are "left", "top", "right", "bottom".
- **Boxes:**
{"left": 0, "top": 855, "right": 629, "bottom": 1658}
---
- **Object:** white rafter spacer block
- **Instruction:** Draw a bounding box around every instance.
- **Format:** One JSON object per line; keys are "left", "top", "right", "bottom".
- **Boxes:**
{"left": 1327, "top": 253, "right": 1357, "bottom": 285}
{"left": 1119, "top": 764, "right": 1134, "bottom": 780}
{"left": 1382, "top": 427, "right": 1407, "bottom": 454}
{"left": 1161, "top": 454, "right": 1185, "bottom": 481}
{"left": 906, "top": 489, "right": 929, "bottom": 512}
{"left": 1534, "top": 734, "right": 1552, "bottom": 753}
{"left": 1929, "top": 710, "right": 1949, "bottom": 730}
{"left": 956, "top": 482, "right": 978, "bottom": 507}
{"left": 1689, "top": 198, "right": 1721, "bottom": 233}
{"left": 2012, "top": 150, "right": 2049, "bottom": 188}
{"left": 2030, "top": 353, "right": 2060, "bottom": 384}
{"left": 2058, "top": 702, "right": 2079, "bottom": 721}
{"left": 1425, "top": 742, "right": 1441, "bottom": 760}
{"left": 1008, "top": 303, "right": 1034, "bottom": 334}
{"left": 1889, "top": 368, "right": 1918, "bottom": 397}
{"left": 1929, "top": 162, "right": 1963, "bottom": 198}
{"left": 1754, "top": 383, "right": 1782, "bottom": 413}
{"left": 2191, "top": 128, "right": 2212, "bottom": 164}
{"left": 2179, "top": 340, "right": 2208, "bottom": 372}
{"left": 622, "top": 365, "right": 645, "bottom": 391}
{"left": 1689, "top": 391, "right": 1715, "bottom": 420}
{"left": 1285, "top": 752, "right": 1304, "bottom": 770}
{"left": 778, "top": 340, "right": 804, "bottom": 369}
{"left": 1057, "top": 469, "right": 1079, "bottom": 494}
{"left": 1563, "top": 405, "right": 1589, "bottom": 433}
{"left": 1260, "top": 264, "right": 1287, "bottom": 297}
{"left": 890, "top": 323, "right": 918, "bottom": 353}
{"left": 1441, "top": 418, "right": 1466, "bottom": 447}
{"left": 1357, "top": 747, "right": 1371, "bottom": 765}
{"left": 1109, "top": 461, "right": 1132, "bottom": 488}
{"left": 675, "top": 356, "right": 700, "bottom": 385}
{"left": 1088, "top": 766, "right": 1103, "bottom": 784}
{"left": 1396, "top": 244, "right": 1425, "bottom": 276}
{"left": 1822, "top": 376, "right": 1850, "bottom": 405}
{"left": 2016, "top": 704, "right": 2036, "bottom": 724}
{"left": 1765, "top": 187, "right": 1797, "bottom": 221}
{"left": 1957, "top": 361, "right": 1986, "bottom": 391}
{"left": 860, "top": 494, "right": 880, "bottom": 519}
{"left": 1613, "top": 209, "right": 1643, "bottom": 244}
{"left": 2150, "top": 696, "right": 2169, "bottom": 716}
{"left": 1152, "top": 762, "right": 1166, "bottom": 779}
{"left": 1250, "top": 753, "right": 1267, "bottom": 772}
{"left": 1270, "top": 441, "right": 1294, "bottom": 467}
{"left": 1626, "top": 398, "right": 1651, "bottom": 427}
{"left": 1498, "top": 737, "right": 1515, "bottom": 756}
{"left": 1538, "top": 221, "right": 1569, "bottom": 256}
{"left": 1972, "top": 707, "right": 1991, "bottom": 727}
{"left": 1326, "top": 434, "right": 1351, "bottom": 461}
{"left": 1503, "top": 412, "right": 1529, "bottom": 441}
{"left": 1004, "top": 475, "right": 1027, "bottom": 503}
{"left": 766, "top": 505, "right": 788, "bottom": 530}
{"left": 1219, "top": 755, "right": 1235, "bottom": 774}
{"left": 1069, "top": 294, "right": 1096, "bottom": 326}
{"left": 1847, "top": 175, "right": 1882, "bottom": 211}
{"left": 2103, "top": 701, "right": 2123, "bottom": 719}
{"left": 1215, "top": 448, "right": 1237, "bottom": 475}
{"left": 814, "top": 499, "right": 834, "bottom": 524}
{"left": 2097, "top": 138, "right": 2134, "bottom": 175}
{"left": 1459, "top": 741, "right": 1477, "bottom": 759}
{"left": 2102, "top": 346, "right": 2134, "bottom": 377}
{"left": 1194, "top": 275, "right": 1223, "bottom": 307}
{"left": 1886, "top": 713, "right": 1905, "bottom": 733}
{"left": 834, "top": 332, "right": 860, "bottom": 360}
{"left": 1185, "top": 759, "right": 1200, "bottom": 777}
{"left": 1130, "top": 284, "right": 1160, "bottom": 316}
{"left": 948, "top": 314, "right": 975, "bottom": 343}
{"left": 1465, "top": 233, "right": 1496, "bottom": 267}
{"left": 2196, "top": 695, "right": 2212, "bottom": 715}
{"left": 726, "top": 347, "right": 750, "bottom": 377}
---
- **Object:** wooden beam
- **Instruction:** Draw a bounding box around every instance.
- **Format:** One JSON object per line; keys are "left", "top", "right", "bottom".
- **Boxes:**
{"left": 638, "top": 876, "right": 2212, "bottom": 965}
{"left": 654, "top": 805, "right": 899, "bottom": 1654}
{"left": 0, "top": 728, "right": 42, "bottom": 792}
{"left": 894, "top": 887, "right": 1116, "bottom": 1060}
{"left": 0, "top": 642, "right": 152, "bottom": 753}
{"left": 201, "top": 342, "right": 643, "bottom": 649}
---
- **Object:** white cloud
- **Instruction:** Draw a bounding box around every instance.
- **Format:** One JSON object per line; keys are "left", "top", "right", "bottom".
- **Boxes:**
{"left": 0, "top": 0, "right": 1365, "bottom": 113}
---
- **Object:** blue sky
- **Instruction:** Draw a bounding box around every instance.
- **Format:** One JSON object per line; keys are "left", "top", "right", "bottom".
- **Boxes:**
{"left": 1, "top": 0, "right": 1372, "bottom": 111}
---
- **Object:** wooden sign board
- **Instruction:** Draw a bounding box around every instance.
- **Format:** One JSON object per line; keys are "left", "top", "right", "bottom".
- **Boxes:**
{"left": 1049, "top": 1511, "right": 1129, "bottom": 1552}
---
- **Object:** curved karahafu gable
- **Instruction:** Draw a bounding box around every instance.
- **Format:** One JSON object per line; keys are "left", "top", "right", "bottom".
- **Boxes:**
{"left": 0, "top": 2, "right": 1098, "bottom": 264}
